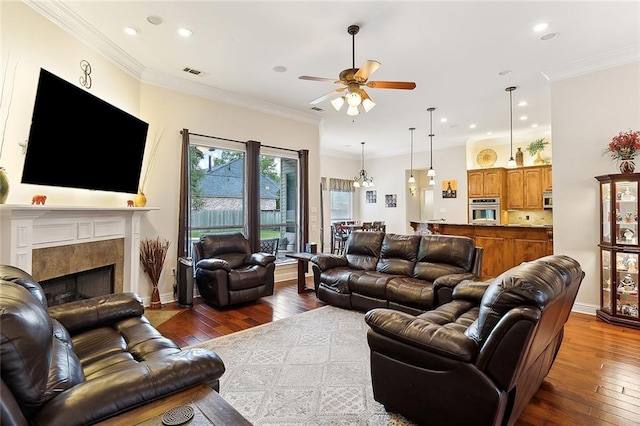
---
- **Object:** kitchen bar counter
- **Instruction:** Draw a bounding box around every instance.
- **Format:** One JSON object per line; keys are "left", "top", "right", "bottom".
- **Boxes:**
{"left": 410, "top": 221, "right": 553, "bottom": 278}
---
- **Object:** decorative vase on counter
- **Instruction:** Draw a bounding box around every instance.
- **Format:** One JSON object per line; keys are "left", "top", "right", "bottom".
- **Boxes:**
{"left": 533, "top": 150, "right": 545, "bottom": 165}
{"left": 515, "top": 147, "right": 523, "bottom": 167}
{"left": 619, "top": 158, "right": 636, "bottom": 174}
{"left": 0, "top": 167, "right": 9, "bottom": 204}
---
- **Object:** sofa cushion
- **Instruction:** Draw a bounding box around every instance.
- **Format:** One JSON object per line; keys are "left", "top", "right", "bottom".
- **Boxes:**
{"left": 414, "top": 235, "right": 476, "bottom": 281}
{"left": 344, "top": 231, "right": 385, "bottom": 270}
{"left": 377, "top": 234, "right": 421, "bottom": 276}
{"left": 386, "top": 276, "right": 436, "bottom": 310}
{"left": 466, "top": 260, "right": 564, "bottom": 344}
{"left": 0, "top": 282, "right": 84, "bottom": 416}
{"left": 349, "top": 271, "right": 396, "bottom": 299}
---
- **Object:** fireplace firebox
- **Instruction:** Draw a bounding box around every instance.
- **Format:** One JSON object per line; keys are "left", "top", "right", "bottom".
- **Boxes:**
{"left": 40, "top": 265, "right": 114, "bottom": 306}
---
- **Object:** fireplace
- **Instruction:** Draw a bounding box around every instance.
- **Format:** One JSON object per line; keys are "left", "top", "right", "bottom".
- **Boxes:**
{"left": 40, "top": 265, "right": 114, "bottom": 306}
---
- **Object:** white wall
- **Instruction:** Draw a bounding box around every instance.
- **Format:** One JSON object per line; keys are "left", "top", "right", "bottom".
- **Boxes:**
{"left": 1, "top": 2, "right": 321, "bottom": 302}
{"left": 552, "top": 62, "right": 640, "bottom": 313}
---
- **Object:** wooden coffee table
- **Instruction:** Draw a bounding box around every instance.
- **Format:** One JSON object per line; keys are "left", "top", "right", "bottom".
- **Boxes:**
{"left": 97, "top": 384, "right": 251, "bottom": 425}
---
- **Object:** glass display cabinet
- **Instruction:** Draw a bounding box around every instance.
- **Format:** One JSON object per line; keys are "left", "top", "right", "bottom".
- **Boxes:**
{"left": 596, "top": 174, "right": 640, "bottom": 329}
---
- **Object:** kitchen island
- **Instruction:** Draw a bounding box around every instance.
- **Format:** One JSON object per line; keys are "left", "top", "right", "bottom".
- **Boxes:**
{"left": 410, "top": 222, "right": 553, "bottom": 279}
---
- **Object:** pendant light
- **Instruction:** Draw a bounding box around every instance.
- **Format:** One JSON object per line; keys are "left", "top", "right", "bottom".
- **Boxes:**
{"left": 506, "top": 86, "right": 517, "bottom": 168}
{"left": 427, "top": 107, "right": 436, "bottom": 185}
{"left": 408, "top": 127, "right": 416, "bottom": 183}
{"left": 353, "top": 141, "right": 373, "bottom": 188}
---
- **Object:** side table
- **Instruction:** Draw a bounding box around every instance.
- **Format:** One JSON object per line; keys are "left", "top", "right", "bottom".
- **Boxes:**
{"left": 285, "top": 252, "right": 316, "bottom": 293}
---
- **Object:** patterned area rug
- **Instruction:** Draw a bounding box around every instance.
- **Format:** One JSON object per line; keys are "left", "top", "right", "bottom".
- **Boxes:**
{"left": 187, "top": 306, "right": 415, "bottom": 425}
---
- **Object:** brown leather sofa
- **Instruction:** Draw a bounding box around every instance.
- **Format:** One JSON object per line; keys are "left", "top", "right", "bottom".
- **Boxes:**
{"left": 193, "top": 232, "right": 276, "bottom": 307}
{"left": 0, "top": 265, "right": 225, "bottom": 426}
{"left": 311, "top": 231, "right": 483, "bottom": 314}
{"left": 364, "top": 254, "right": 584, "bottom": 426}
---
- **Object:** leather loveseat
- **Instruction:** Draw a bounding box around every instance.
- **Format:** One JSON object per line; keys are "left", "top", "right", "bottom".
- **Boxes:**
{"left": 311, "top": 231, "right": 483, "bottom": 314}
{"left": 0, "top": 265, "right": 225, "bottom": 426}
{"left": 364, "top": 254, "right": 584, "bottom": 426}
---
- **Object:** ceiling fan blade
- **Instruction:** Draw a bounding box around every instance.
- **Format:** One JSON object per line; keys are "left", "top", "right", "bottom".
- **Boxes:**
{"left": 366, "top": 81, "right": 417, "bottom": 90}
{"left": 309, "top": 87, "right": 346, "bottom": 105}
{"left": 360, "top": 89, "right": 376, "bottom": 112}
{"left": 354, "top": 60, "right": 381, "bottom": 81}
{"left": 299, "top": 75, "right": 339, "bottom": 83}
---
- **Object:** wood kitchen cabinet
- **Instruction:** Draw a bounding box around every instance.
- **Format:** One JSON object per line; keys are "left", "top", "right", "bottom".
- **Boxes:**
{"left": 467, "top": 168, "right": 505, "bottom": 198}
{"left": 506, "top": 166, "right": 549, "bottom": 210}
{"left": 543, "top": 166, "right": 552, "bottom": 191}
{"left": 421, "top": 223, "right": 553, "bottom": 278}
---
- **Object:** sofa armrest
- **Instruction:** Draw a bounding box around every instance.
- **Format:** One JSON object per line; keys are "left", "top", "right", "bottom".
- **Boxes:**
{"left": 452, "top": 279, "right": 492, "bottom": 302}
{"left": 433, "top": 272, "right": 478, "bottom": 290}
{"left": 250, "top": 252, "right": 276, "bottom": 266}
{"left": 196, "top": 258, "right": 231, "bottom": 272}
{"left": 33, "top": 348, "right": 225, "bottom": 426}
{"left": 48, "top": 293, "right": 144, "bottom": 334}
{"left": 311, "top": 253, "right": 348, "bottom": 271}
{"left": 365, "top": 308, "right": 479, "bottom": 362}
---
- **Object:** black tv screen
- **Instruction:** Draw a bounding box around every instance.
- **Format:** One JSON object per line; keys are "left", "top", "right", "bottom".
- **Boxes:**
{"left": 22, "top": 68, "right": 149, "bottom": 194}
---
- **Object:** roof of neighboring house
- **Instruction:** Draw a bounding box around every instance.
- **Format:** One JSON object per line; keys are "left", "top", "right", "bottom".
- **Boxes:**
{"left": 199, "top": 158, "right": 279, "bottom": 199}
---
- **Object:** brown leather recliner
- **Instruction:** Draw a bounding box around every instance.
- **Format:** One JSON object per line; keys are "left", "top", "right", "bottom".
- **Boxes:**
{"left": 0, "top": 265, "right": 225, "bottom": 426}
{"left": 193, "top": 233, "right": 276, "bottom": 307}
{"left": 364, "top": 254, "right": 584, "bottom": 426}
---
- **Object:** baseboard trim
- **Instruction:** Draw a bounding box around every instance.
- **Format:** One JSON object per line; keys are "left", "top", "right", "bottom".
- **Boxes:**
{"left": 572, "top": 301, "right": 598, "bottom": 316}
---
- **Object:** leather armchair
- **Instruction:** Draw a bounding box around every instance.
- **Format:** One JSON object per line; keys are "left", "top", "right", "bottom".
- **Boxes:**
{"left": 194, "top": 233, "right": 276, "bottom": 307}
{"left": 0, "top": 264, "right": 225, "bottom": 426}
{"left": 364, "top": 255, "right": 584, "bottom": 426}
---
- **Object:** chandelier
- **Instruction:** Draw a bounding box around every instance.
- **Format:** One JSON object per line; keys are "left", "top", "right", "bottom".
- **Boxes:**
{"left": 353, "top": 141, "right": 373, "bottom": 187}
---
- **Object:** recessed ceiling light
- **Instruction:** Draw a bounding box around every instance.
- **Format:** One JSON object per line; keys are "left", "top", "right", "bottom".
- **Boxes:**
{"left": 486, "top": 132, "right": 492, "bottom": 136}
{"left": 272, "top": 65, "right": 287, "bottom": 73}
{"left": 532, "top": 123, "right": 539, "bottom": 128}
{"left": 533, "top": 22, "right": 549, "bottom": 33}
{"left": 540, "top": 32, "right": 558, "bottom": 41}
{"left": 146, "top": 15, "right": 164, "bottom": 25}
{"left": 520, "top": 115, "right": 528, "bottom": 121}
{"left": 498, "top": 70, "right": 512, "bottom": 76}
{"left": 518, "top": 101, "right": 528, "bottom": 107}
{"left": 123, "top": 26, "right": 139, "bottom": 36}
{"left": 440, "top": 117, "right": 447, "bottom": 123}
{"left": 178, "top": 28, "right": 193, "bottom": 37}
{"left": 469, "top": 124, "right": 477, "bottom": 129}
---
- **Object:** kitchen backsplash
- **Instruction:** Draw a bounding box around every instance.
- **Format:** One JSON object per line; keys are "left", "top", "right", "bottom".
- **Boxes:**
{"left": 507, "top": 210, "right": 553, "bottom": 226}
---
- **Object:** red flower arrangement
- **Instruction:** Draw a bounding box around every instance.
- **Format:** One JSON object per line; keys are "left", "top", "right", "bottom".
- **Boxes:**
{"left": 606, "top": 130, "right": 640, "bottom": 160}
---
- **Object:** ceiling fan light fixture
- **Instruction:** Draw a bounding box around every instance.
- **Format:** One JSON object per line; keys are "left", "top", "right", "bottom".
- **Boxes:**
{"left": 362, "top": 97, "right": 376, "bottom": 112}
{"left": 346, "top": 105, "right": 359, "bottom": 116}
{"left": 330, "top": 96, "right": 345, "bottom": 111}
{"left": 346, "top": 90, "right": 362, "bottom": 107}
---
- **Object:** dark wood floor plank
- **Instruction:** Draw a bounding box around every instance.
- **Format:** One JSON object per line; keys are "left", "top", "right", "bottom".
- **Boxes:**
{"left": 153, "top": 280, "right": 640, "bottom": 425}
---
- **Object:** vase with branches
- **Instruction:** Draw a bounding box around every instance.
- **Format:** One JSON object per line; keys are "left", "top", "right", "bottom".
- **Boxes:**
{"left": 135, "top": 127, "right": 165, "bottom": 207}
{"left": 526, "top": 138, "right": 549, "bottom": 165}
{"left": 139, "top": 237, "right": 170, "bottom": 309}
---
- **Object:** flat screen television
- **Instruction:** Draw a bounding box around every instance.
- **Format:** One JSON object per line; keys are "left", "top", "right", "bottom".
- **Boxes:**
{"left": 22, "top": 68, "right": 149, "bottom": 194}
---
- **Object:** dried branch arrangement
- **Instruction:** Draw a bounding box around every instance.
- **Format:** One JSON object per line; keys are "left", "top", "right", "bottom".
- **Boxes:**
{"left": 139, "top": 237, "right": 170, "bottom": 308}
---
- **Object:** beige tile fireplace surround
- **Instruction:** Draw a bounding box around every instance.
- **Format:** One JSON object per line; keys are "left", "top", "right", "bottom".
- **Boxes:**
{"left": 0, "top": 205, "right": 155, "bottom": 296}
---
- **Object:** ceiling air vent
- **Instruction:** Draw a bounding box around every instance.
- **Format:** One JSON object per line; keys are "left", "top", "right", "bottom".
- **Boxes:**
{"left": 183, "top": 67, "right": 203, "bottom": 76}
{"left": 311, "top": 107, "right": 324, "bottom": 112}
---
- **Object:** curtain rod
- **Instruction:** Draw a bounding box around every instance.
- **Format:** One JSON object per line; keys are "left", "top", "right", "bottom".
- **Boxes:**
{"left": 180, "top": 130, "right": 302, "bottom": 154}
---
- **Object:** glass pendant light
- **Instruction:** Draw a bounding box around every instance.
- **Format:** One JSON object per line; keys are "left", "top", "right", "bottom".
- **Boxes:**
{"left": 408, "top": 127, "right": 416, "bottom": 183}
{"left": 506, "top": 86, "right": 517, "bottom": 168}
{"left": 427, "top": 107, "right": 436, "bottom": 182}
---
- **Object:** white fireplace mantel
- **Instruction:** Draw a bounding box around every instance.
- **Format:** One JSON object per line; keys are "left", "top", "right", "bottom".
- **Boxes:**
{"left": 0, "top": 205, "right": 157, "bottom": 294}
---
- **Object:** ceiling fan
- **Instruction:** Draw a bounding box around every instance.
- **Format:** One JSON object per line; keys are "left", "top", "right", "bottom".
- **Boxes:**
{"left": 299, "top": 24, "right": 416, "bottom": 116}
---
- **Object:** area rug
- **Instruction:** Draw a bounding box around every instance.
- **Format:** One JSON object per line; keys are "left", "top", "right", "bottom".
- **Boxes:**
{"left": 187, "top": 306, "right": 415, "bottom": 425}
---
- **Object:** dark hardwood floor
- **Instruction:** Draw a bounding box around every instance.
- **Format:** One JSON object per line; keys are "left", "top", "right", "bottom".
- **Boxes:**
{"left": 154, "top": 279, "right": 640, "bottom": 425}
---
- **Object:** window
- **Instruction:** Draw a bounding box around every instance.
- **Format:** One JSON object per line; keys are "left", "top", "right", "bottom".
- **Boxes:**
{"left": 186, "top": 142, "right": 299, "bottom": 262}
{"left": 330, "top": 190, "right": 352, "bottom": 221}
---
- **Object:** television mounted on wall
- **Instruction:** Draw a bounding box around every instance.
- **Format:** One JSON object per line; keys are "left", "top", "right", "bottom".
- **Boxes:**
{"left": 21, "top": 68, "right": 149, "bottom": 194}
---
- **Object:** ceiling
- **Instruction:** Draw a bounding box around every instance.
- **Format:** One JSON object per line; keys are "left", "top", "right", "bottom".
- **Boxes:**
{"left": 27, "top": 1, "right": 640, "bottom": 159}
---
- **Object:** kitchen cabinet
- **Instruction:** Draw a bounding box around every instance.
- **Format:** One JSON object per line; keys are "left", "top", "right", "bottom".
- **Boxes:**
{"left": 596, "top": 173, "right": 640, "bottom": 329}
{"left": 543, "top": 166, "right": 552, "bottom": 191}
{"left": 506, "top": 166, "right": 549, "bottom": 210}
{"left": 418, "top": 223, "right": 553, "bottom": 278}
{"left": 467, "top": 168, "right": 505, "bottom": 198}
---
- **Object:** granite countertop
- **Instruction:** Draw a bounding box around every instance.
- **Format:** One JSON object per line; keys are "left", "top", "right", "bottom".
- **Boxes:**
{"left": 425, "top": 221, "right": 552, "bottom": 228}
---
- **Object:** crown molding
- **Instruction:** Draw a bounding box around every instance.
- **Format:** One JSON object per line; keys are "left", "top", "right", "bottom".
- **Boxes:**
{"left": 23, "top": 0, "right": 145, "bottom": 78}
{"left": 23, "top": 0, "right": 321, "bottom": 126}
{"left": 542, "top": 45, "right": 640, "bottom": 82}
{"left": 140, "top": 69, "right": 322, "bottom": 125}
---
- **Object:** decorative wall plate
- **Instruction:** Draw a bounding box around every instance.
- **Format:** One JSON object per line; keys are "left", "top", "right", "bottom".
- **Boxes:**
{"left": 476, "top": 149, "right": 497, "bottom": 167}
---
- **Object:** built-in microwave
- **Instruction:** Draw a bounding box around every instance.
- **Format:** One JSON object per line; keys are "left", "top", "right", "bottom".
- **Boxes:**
{"left": 469, "top": 198, "right": 501, "bottom": 225}
{"left": 543, "top": 191, "right": 553, "bottom": 209}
